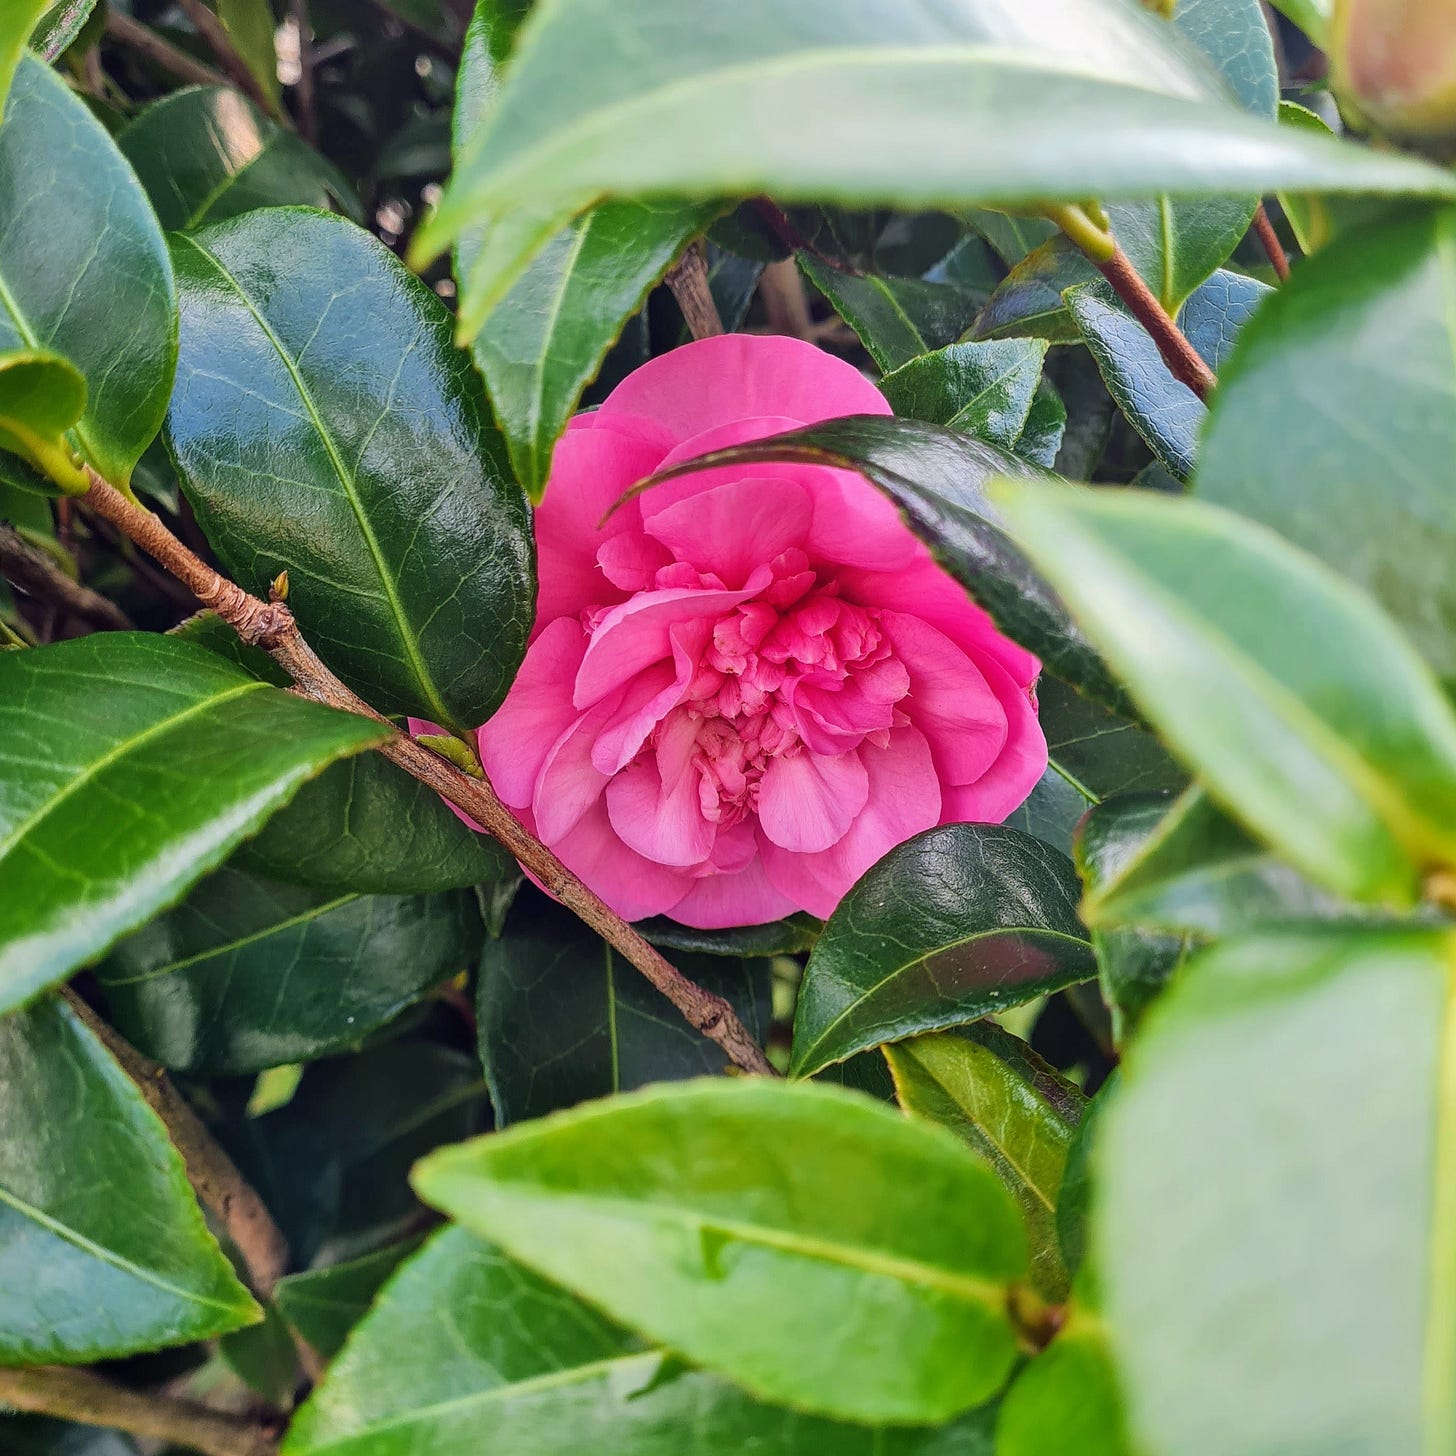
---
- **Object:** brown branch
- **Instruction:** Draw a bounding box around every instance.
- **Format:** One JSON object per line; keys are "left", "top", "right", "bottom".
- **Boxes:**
{"left": 104, "top": 10, "right": 231, "bottom": 90}
{"left": 1252, "top": 202, "right": 1292, "bottom": 281}
{"left": 758, "top": 259, "right": 814, "bottom": 339}
{"left": 289, "top": 0, "right": 317, "bottom": 144}
{"left": 175, "top": 0, "right": 280, "bottom": 116}
{"left": 79, "top": 472, "right": 777, "bottom": 1079}
{"left": 0, "top": 525, "right": 133, "bottom": 632}
{"left": 0, "top": 1366, "right": 277, "bottom": 1456}
{"left": 62, "top": 988, "right": 292, "bottom": 1298}
{"left": 664, "top": 241, "right": 724, "bottom": 340}
{"left": 1096, "top": 245, "right": 1216, "bottom": 401}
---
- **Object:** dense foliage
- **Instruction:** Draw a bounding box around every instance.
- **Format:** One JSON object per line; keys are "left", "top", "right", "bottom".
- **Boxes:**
{"left": 1, "top": 1, "right": 1453, "bottom": 1453}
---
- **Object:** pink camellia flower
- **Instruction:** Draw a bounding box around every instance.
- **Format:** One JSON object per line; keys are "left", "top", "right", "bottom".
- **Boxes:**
{"left": 428, "top": 335, "right": 1046, "bottom": 928}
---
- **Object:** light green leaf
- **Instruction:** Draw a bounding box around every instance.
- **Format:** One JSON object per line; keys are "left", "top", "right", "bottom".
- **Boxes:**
{"left": 285, "top": 1226, "right": 1001, "bottom": 1455}
{"left": 887, "top": 1026, "right": 1085, "bottom": 1300}
{"left": 791, "top": 824, "right": 1096, "bottom": 1078}
{"left": 0, "top": 995, "right": 259, "bottom": 1362}
{"left": 30, "top": 1, "right": 100, "bottom": 62}
{"left": 413, "top": 1079, "right": 1027, "bottom": 1424}
{"left": 1, "top": 2, "right": 49, "bottom": 111}
{"left": 881, "top": 338, "right": 1048, "bottom": 449}
{"left": 994, "top": 484, "right": 1456, "bottom": 906}
{"left": 1197, "top": 204, "right": 1456, "bottom": 681}
{"left": 1099, "top": 927, "right": 1456, "bottom": 1455}
{"left": 415, "top": 0, "right": 1454, "bottom": 333}
{"left": 217, "top": 0, "right": 281, "bottom": 110}
{"left": 0, "top": 633, "right": 386, "bottom": 1011}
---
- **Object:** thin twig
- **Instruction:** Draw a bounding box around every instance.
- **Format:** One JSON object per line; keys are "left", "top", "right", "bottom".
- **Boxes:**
{"left": 62, "top": 988, "right": 292, "bottom": 1298}
{"left": 289, "top": 0, "right": 317, "bottom": 145}
{"left": 104, "top": 10, "right": 231, "bottom": 89}
{"left": 1252, "top": 202, "right": 1292, "bottom": 281}
{"left": 0, "top": 1366, "right": 277, "bottom": 1456}
{"left": 0, "top": 525, "right": 133, "bottom": 632}
{"left": 664, "top": 241, "right": 724, "bottom": 340}
{"left": 1097, "top": 246, "right": 1216, "bottom": 399}
{"left": 79, "top": 472, "right": 777, "bottom": 1078}
{"left": 175, "top": 0, "right": 279, "bottom": 115}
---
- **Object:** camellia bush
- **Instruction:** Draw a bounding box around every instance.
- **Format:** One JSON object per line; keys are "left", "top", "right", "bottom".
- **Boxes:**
{"left": 4, "top": 0, "right": 1456, "bottom": 1452}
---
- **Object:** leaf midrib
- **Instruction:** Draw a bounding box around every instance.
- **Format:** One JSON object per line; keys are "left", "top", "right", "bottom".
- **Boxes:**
{"left": 0, "top": 1178, "right": 245, "bottom": 1316}
{"left": 177, "top": 233, "right": 454, "bottom": 728}
{"left": 0, "top": 679, "right": 265, "bottom": 865}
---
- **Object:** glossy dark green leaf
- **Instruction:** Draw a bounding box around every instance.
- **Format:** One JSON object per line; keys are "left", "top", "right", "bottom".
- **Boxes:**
{"left": 798, "top": 255, "right": 983, "bottom": 373}
{"left": 995, "top": 485, "right": 1456, "bottom": 906}
{"left": 455, "top": 7, "right": 715, "bottom": 500}
{"left": 1007, "top": 675, "right": 1183, "bottom": 855}
{"left": 29, "top": 1, "right": 98, "bottom": 62}
{"left": 479, "top": 910, "right": 772, "bottom": 1124}
{"left": 638, "top": 912, "right": 820, "bottom": 958}
{"left": 96, "top": 865, "right": 482, "bottom": 1074}
{"left": 0, "top": 996, "right": 258, "bottom": 1363}
{"left": 996, "top": 1309, "right": 1132, "bottom": 1456}
{"left": 173, "top": 613, "right": 510, "bottom": 894}
{"left": 966, "top": 210, "right": 1056, "bottom": 268}
{"left": 229, "top": 1040, "right": 488, "bottom": 1268}
{"left": 0, "top": 633, "right": 386, "bottom": 1013}
{"left": 285, "top": 1226, "right": 1000, "bottom": 1456}
{"left": 887, "top": 1025, "right": 1085, "bottom": 1300}
{"left": 639, "top": 415, "right": 1127, "bottom": 713}
{"left": 1066, "top": 270, "right": 1270, "bottom": 481}
{"left": 881, "top": 339, "right": 1047, "bottom": 449}
{"left": 416, "top": 0, "right": 1455, "bottom": 329}
{"left": 415, "top": 1079, "right": 1027, "bottom": 1423}
{"left": 273, "top": 1237, "right": 425, "bottom": 1359}
{"left": 1084, "top": 786, "right": 1363, "bottom": 939}
{"left": 0, "top": 55, "right": 175, "bottom": 491}
{"left": 1074, "top": 795, "right": 1191, "bottom": 1040}
{"left": 1013, "top": 377, "right": 1067, "bottom": 468}
{"left": 221, "top": 1301, "right": 298, "bottom": 1405}
{"left": 791, "top": 824, "right": 1096, "bottom": 1078}
{"left": 118, "top": 87, "right": 359, "bottom": 233}
{"left": 2, "top": 1415, "right": 136, "bottom": 1456}
{"left": 1099, "top": 927, "right": 1456, "bottom": 1456}
{"left": 1197, "top": 205, "right": 1456, "bottom": 679}
{"left": 167, "top": 208, "right": 533, "bottom": 731}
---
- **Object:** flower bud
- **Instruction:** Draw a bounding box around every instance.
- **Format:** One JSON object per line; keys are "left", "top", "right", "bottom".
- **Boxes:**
{"left": 1331, "top": 0, "right": 1456, "bottom": 143}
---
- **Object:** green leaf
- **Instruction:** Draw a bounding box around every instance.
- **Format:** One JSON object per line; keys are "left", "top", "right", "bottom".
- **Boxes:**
{"left": 1013, "top": 377, "right": 1067, "bottom": 468}
{"left": 0, "top": 995, "right": 259, "bottom": 1363}
{"left": 240, "top": 750, "right": 511, "bottom": 893}
{"left": 1083, "top": 786, "right": 1364, "bottom": 939}
{"left": 1074, "top": 794, "right": 1191, "bottom": 1040}
{"left": 0, "top": 348, "right": 86, "bottom": 485}
{"left": 1007, "top": 675, "right": 1184, "bottom": 855}
{"left": 637, "top": 912, "right": 821, "bottom": 958}
{"left": 1197, "top": 204, "right": 1456, "bottom": 681}
{"left": 994, "top": 484, "right": 1456, "bottom": 906}
{"left": 217, "top": 0, "right": 281, "bottom": 110}
{"left": 230, "top": 1040, "right": 488, "bottom": 1268}
{"left": 95, "top": 864, "right": 483, "bottom": 1074}
{"left": 1, "top": 2, "right": 49, "bottom": 111}
{"left": 166, "top": 208, "right": 533, "bottom": 731}
{"left": 479, "top": 909, "right": 772, "bottom": 1124}
{"left": 1172, "top": 0, "right": 1278, "bottom": 117}
{"left": 3, "top": 1414, "right": 137, "bottom": 1455}
{"left": 996, "top": 1309, "right": 1133, "bottom": 1456}
{"left": 417, "top": 0, "right": 1455, "bottom": 328}
{"left": 414, "top": 1079, "right": 1027, "bottom": 1424}
{"left": 285, "top": 1226, "right": 1001, "bottom": 1455}
{"left": 221, "top": 1301, "right": 299, "bottom": 1405}
{"left": 118, "top": 87, "right": 360, "bottom": 233}
{"left": 637, "top": 415, "right": 1128, "bottom": 713}
{"left": 791, "top": 824, "right": 1097, "bottom": 1079}
{"left": 30, "top": 1, "right": 99, "bottom": 62}
{"left": 455, "top": 6, "right": 716, "bottom": 500}
{"left": 1267, "top": 0, "right": 1330, "bottom": 44}
{"left": 0, "top": 633, "right": 385, "bottom": 1013}
{"left": 798, "top": 255, "right": 984, "bottom": 372}
{"left": 0, "top": 55, "right": 176, "bottom": 491}
{"left": 1098, "top": 927, "right": 1456, "bottom": 1456}
{"left": 881, "top": 339, "right": 1048, "bottom": 450}
{"left": 886, "top": 1026, "right": 1085, "bottom": 1301}
{"left": 273, "top": 1236, "right": 425, "bottom": 1359}
{"left": 1065, "top": 269, "right": 1270, "bottom": 481}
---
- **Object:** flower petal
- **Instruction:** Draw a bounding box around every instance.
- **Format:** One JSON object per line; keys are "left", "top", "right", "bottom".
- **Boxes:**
{"left": 669, "top": 855, "right": 800, "bottom": 929}
{"left": 758, "top": 749, "right": 870, "bottom": 854}
{"left": 645, "top": 476, "right": 812, "bottom": 589}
